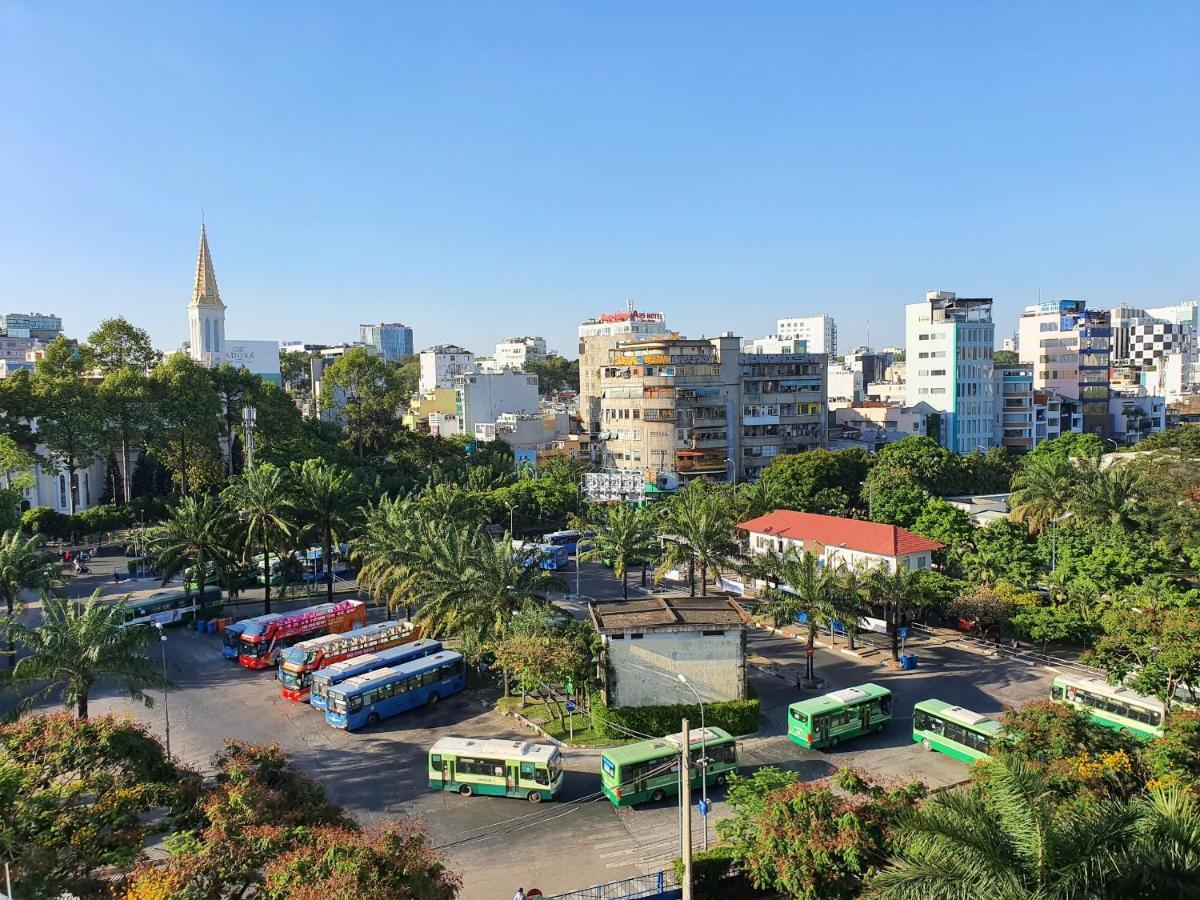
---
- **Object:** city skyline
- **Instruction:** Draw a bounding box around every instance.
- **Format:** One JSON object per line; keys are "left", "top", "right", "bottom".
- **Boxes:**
{"left": 4, "top": 4, "right": 1198, "bottom": 355}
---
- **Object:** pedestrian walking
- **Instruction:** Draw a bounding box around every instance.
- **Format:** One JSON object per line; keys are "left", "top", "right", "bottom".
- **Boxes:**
{"left": 514, "top": 888, "right": 526, "bottom": 900}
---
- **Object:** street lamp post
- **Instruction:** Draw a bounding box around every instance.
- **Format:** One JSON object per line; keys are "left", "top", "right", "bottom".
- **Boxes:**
{"left": 506, "top": 503, "right": 516, "bottom": 538}
{"left": 677, "top": 674, "right": 708, "bottom": 852}
{"left": 154, "top": 623, "right": 171, "bottom": 758}
{"left": 242, "top": 405, "right": 257, "bottom": 470}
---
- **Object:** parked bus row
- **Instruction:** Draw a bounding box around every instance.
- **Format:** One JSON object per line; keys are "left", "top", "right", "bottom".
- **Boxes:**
{"left": 786, "top": 673, "right": 1171, "bottom": 766}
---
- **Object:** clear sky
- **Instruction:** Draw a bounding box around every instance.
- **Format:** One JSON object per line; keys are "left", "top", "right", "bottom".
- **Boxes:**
{"left": 2, "top": 2, "right": 1197, "bottom": 357}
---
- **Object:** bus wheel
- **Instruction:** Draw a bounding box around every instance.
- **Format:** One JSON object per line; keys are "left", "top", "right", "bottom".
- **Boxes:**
{"left": 829, "top": 736, "right": 839, "bottom": 748}
{"left": 714, "top": 774, "right": 727, "bottom": 788}
{"left": 921, "top": 738, "right": 933, "bottom": 751}
{"left": 527, "top": 791, "right": 542, "bottom": 804}
{"left": 427, "top": 691, "right": 441, "bottom": 706}
{"left": 366, "top": 713, "right": 380, "bottom": 728}
{"left": 650, "top": 789, "right": 665, "bottom": 803}
{"left": 876, "top": 723, "right": 885, "bottom": 734}
{"left": 459, "top": 785, "right": 472, "bottom": 797}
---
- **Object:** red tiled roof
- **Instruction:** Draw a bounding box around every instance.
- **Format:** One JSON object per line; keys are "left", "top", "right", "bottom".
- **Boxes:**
{"left": 737, "top": 510, "right": 943, "bottom": 558}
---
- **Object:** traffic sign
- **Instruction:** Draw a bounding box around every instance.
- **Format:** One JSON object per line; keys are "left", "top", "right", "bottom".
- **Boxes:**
{"left": 898, "top": 627, "right": 909, "bottom": 639}
{"left": 566, "top": 700, "right": 577, "bottom": 713}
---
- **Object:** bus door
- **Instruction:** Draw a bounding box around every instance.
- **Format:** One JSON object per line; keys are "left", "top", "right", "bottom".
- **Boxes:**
{"left": 506, "top": 762, "right": 519, "bottom": 796}
{"left": 860, "top": 703, "right": 871, "bottom": 732}
{"left": 812, "top": 714, "right": 826, "bottom": 744}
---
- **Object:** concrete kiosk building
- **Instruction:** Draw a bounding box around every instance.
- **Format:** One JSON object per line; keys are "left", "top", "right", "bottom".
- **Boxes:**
{"left": 590, "top": 597, "right": 749, "bottom": 709}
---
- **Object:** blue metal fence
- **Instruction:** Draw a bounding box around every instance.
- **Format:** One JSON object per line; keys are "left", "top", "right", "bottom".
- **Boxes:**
{"left": 544, "top": 870, "right": 680, "bottom": 900}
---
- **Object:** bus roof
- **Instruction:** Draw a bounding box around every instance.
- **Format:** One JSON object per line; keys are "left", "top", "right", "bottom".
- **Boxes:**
{"left": 430, "top": 737, "right": 558, "bottom": 763}
{"left": 601, "top": 727, "right": 733, "bottom": 766}
{"left": 314, "top": 638, "right": 443, "bottom": 679}
{"left": 290, "top": 620, "right": 412, "bottom": 652}
{"left": 1052, "top": 674, "right": 1166, "bottom": 713}
{"left": 788, "top": 683, "right": 891, "bottom": 716}
{"left": 913, "top": 699, "right": 1002, "bottom": 735}
{"left": 121, "top": 590, "right": 187, "bottom": 610}
{"left": 329, "top": 649, "right": 462, "bottom": 695}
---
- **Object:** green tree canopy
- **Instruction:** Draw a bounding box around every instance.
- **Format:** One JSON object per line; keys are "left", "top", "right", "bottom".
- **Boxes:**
{"left": 86, "top": 316, "right": 160, "bottom": 373}
{"left": 757, "top": 448, "right": 869, "bottom": 515}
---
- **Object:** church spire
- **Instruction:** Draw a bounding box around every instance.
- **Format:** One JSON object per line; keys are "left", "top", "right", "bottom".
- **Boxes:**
{"left": 190, "top": 222, "right": 225, "bottom": 309}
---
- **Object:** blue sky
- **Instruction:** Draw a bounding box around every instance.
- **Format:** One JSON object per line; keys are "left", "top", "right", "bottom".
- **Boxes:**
{"left": 2, "top": 2, "right": 1197, "bottom": 356}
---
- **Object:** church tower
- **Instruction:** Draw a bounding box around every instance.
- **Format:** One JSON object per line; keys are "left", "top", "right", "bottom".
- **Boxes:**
{"left": 187, "top": 223, "right": 227, "bottom": 365}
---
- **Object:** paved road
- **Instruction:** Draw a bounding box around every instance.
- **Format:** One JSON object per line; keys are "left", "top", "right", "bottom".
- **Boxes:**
{"left": 26, "top": 558, "right": 1056, "bottom": 898}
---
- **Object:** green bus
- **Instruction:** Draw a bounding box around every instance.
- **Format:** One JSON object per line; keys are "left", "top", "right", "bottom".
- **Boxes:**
{"left": 912, "top": 699, "right": 999, "bottom": 763}
{"left": 118, "top": 588, "right": 223, "bottom": 629}
{"left": 1051, "top": 675, "right": 1166, "bottom": 739}
{"left": 600, "top": 727, "right": 738, "bottom": 807}
{"left": 787, "top": 683, "right": 892, "bottom": 749}
{"left": 428, "top": 737, "right": 564, "bottom": 803}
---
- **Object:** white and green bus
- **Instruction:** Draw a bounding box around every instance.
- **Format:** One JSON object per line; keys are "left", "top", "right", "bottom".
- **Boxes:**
{"left": 787, "top": 683, "right": 892, "bottom": 750}
{"left": 428, "top": 737, "right": 564, "bottom": 803}
{"left": 912, "top": 700, "right": 1000, "bottom": 763}
{"left": 118, "top": 589, "right": 223, "bottom": 628}
{"left": 1051, "top": 675, "right": 1166, "bottom": 739}
{"left": 600, "top": 727, "right": 738, "bottom": 807}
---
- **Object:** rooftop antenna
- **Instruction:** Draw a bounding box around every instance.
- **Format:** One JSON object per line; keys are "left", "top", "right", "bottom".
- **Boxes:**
{"left": 626, "top": 297, "right": 634, "bottom": 314}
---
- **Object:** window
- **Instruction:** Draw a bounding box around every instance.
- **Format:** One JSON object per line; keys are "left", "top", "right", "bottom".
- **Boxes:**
{"left": 430, "top": 754, "right": 442, "bottom": 768}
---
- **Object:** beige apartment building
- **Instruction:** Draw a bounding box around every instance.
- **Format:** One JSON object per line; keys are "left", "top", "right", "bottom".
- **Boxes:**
{"left": 578, "top": 304, "right": 669, "bottom": 434}
{"left": 598, "top": 334, "right": 826, "bottom": 485}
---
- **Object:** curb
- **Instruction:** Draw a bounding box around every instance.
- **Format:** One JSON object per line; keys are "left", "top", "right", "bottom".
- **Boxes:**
{"left": 496, "top": 706, "right": 563, "bottom": 747}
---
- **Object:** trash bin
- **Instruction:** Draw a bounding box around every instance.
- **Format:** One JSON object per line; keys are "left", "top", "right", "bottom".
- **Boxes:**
{"left": 900, "top": 654, "right": 918, "bottom": 670}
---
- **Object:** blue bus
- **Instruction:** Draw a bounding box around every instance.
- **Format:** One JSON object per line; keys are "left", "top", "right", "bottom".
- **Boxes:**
{"left": 309, "top": 638, "right": 443, "bottom": 711}
{"left": 535, "top": 543, "right": 570, "bottom": 570}
{"left": 325, "top": 650, "right": 467, "bottom": 731}
{"left": 543, "top": 530, "right": 590, "bottom": 555}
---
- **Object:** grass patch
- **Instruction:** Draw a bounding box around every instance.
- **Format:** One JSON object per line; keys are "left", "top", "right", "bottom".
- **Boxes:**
{"left": 494, "top": 696, "right": 636, "bottom": 748}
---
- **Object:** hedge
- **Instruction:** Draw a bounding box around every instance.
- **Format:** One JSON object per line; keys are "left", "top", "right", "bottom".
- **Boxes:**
{"left": 592, "top": 696, "right": 760, "bottom": 740}
{"left": 671, "top": 847, "right": 757, "bottom": 899}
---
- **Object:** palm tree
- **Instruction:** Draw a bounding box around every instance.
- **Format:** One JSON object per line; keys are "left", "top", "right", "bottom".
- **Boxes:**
{"left": 149, "top": 495, "right": 233, "bottom": 610}
{"left": 960, "top": 538, "right": 1008, "bottom": 588}
{"left": 833, "top": 562, "right": 871, "bottom": 652}
{"left": 7, "top": 589, "right": 166, "bottom": 719}
{"left": 0, "top": 530, "right": 53, "bottom": 670}
{"left": 1073, "top": 460, "right": 1142, "bottom": 531}
{"left": 292, "top": 459, "right": 359, "bottom": 601}
{"left": 579, "top": 502, "right": 658, "bottom": 599}
{"left": 1010, "top": 454, "right": 1079, "bottom": 534}
{"left": 1117, "top": 786, "right": 1200, "bottom": 898}
{"left": 658, "top": 482, "right": 739, "bottom": 596}
{"left": 868, "top": 564, "right": 926, "bottom": 662}
{"left": 223, "top": 464, "right": 295, "bottom": 616}
{"left": 734, "top": 478, "right": 778, "bottom": 521}
{"left": 353, "top": 496, "right": 424, "bottom": 617}
{"left": 868, "top": 755, "right": 1138, "bottom": 900}
{"left": 761, "top": 549, "right": 842, "bottom": 686}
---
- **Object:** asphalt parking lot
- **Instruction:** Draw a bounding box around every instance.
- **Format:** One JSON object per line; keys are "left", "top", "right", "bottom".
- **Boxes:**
{"left": 23, "top": 562, "right": 1057, "bottom": 898}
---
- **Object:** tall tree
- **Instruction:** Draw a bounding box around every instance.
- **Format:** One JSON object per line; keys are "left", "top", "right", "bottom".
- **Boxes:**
{"left": 658, "top": 481, "right": 738, "bottom": 596}
{"left": 7, "top": 589, "right": 166, "bottom": 718}
{"left": 147, "top": 354, "right": 223, "bottom": 494}
{"left": 319, "top": 347, "right": 404, "bottom": 457}
{"left": 149, "top": 495, "right": 233, "bottom": 606}
{"left": 0, "top": 530, "right": 53, "bottom": 669}
{"left": 579, "top": 501, "right": 658, "bottom": 599}
{"left": 210, "top": 363, "right": 259, "bottom": 475}
{"left": 1073, "top": 459, "right": 1142, "bottom": 531}
{"left": 868, "top": 564, "right": 927, "bottom": 662}
{"left": 762, "top": 549, "right": 844, "bottom": 685}
{"left": 0, "top": 436, "right": 37, "bottom": 532}
{"left": 223, "top": 464, "right": 296, "bottom": 616}
{"left": 86, "top": 316, "right": 160, "bottom": 373}
{"left": 1010, "top": 453, "right": 1080, "bottom": 533}
{"left": 869, "top": 756, "right": 1146, "bottom": 900}
{"left": 32, "top": 342, "right": 105, "bottom": 515}
{"left": 97, "top": 367, "right": 155, "bottom": 505}
{"left": 1086, "top": 606, "right": 1200, "bottom": 714}
{"left": 292, "top": 459, "right": 359, "bottom": 601}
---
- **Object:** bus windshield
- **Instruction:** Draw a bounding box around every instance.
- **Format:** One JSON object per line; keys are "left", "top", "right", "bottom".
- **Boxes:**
{"left": 240, "top": 637, "right": 268, "bottom": 658}
{"left": 278, "top": 669, "right": 305, "bottom": 690}
{"left": 327, "top": 693, "right": 348, "bottom": 714}
{"left": 279, "top": 647, "right": 312, "bottom": 666}
{"left": 222, "top": 630, "right": 241, "bottom": 650}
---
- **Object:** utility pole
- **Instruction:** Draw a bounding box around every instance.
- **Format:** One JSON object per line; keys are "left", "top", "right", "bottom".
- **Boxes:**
{"left": 155, "top": 623, "right": 171, "bottom": 758}
{"left": 242, "top": 405, "right": 257, "bottom": 470}
{"left": 679, "top": 717, "right": 693, "bottom": 900}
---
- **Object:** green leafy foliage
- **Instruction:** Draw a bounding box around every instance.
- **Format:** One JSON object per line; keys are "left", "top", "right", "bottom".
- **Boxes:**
{"left": 522, "top": 356, "right": 579, "bottom": 394}
{"left": 757, "top": 448, "right": 869, "bottom": 514}
{"left": 1086, "top": 606, "right": 1200, "bottom": 713}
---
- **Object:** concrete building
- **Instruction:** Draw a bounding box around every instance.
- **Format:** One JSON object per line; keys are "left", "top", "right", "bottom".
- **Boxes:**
{"left": 359, "top": 323, "right": 414, "bottom": 362}
{"left": 402, "top": 388, "right": 458, "bottom": 431}
{"left": 494, "top": 336, "right": 548, "bottom": 370}
{"left": 993, "top": 363, "right": 1036, "bottom": 451}
{"left": 865, "top": 380, "right": 907, "bottom": 404}
{"left": 455, "top": 369, "right": 540, "bottom": 435}
{"left": 1109, "top": 393, "right": 1166, "bottom": 444}
{"left": 742, "top": 335, "right": 809, "bottom": 355}
{"left": 905, "top": 291, "right": 995, "bottom": 453}
{"left": 826, "top": 364, "right": 863, "bottom": 407}
{"left": 776, "top": 315, "right": 836, "bottom": 356}
{"left": 738, "top": 510, "right": 942, "bottom": 573}
{"left": 829, "top": 402, "right": 928, "bottom": 451}
{"left": 0, "top": 337, "right": 37, "bottom": 366}
{"left": 590, "top": 597, "right": 749, "bottom": 708}
{"left": 419, "top": 344, "right": 475, "bottom": 392}
{"left": 474, "top": 411, "right": 571, "bottom": 452}
{"left": 4, "top": 312, "right": 61, "bottom": 342}
{"left": 578, "top": 304, "right": 669, "bottom": 434}
{"left": 738, "top": 350, "right": 827, "bottom": 481}
{"left": 1018, "top": 299, "right": 1112, "bottom": 437}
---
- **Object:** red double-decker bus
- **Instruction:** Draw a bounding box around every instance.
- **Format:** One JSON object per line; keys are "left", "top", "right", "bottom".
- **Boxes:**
{"left": 236, "top": 599, "right": 367, "bottom": 669}
{"left": 277, "top": 619, "right": 419, "bottom": 701}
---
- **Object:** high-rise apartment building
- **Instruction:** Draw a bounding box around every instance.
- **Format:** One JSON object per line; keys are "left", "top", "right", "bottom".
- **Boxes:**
{"left": 776, "top": 315, "right": 836, "bottom": 357}
{"left": 419, "top": 344, "right": 475, "bottom": 392}
{"left": 4, "top": 312, "right": 62, "bottom": 342}
{"left": 597, "top": 334, "right": 826, "bottom": 485}
{"left": 578, "top": 304, "right": 669, "bottom": 433}
{"left": 1018, "top": 299, "right": 1111, "bottom": 437}
{"left": 905, "top": 291, "right": 995, "bottom": 453}
{"left": 359, "top": 323, "right": 413, "bottom": 362}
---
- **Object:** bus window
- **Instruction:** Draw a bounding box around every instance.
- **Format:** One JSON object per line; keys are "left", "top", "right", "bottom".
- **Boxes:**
{"left": 1051, "top": 684, "right": 1064, "bottom": 700}
{"left": 879, "top": 696, "right": 891, "bottom": 716}
{"left": 790, "top": 708, "right": 807, "bottom": 723}
{"left": 520, "top": 762, "right": 535, "bottom": 778}
{"left": 431, "top": 754, "right": 442, "bottom": 768}
{"left": 534, "top": 767, "right": 549, "bottom": 786}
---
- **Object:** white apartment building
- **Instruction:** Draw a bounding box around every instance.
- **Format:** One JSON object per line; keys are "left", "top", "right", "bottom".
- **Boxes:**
{"left": 473, "top": 411, "right": 571, "bottom": 451}
{"left": 578, "top": 304, "right": 669, "bottom": 433}
{"left": 742, "top": 335, "right": 808, "bottom": 355}
{"left": 905, "top": 291, "right": 995, "bottom": 454}
{"left": 420, "top": 344, "right": 475, "bottom": 392}
{"left": 1017, "top": 299, "right": 1111, "bottom": 437}
{"left": 826, "top": 364, "right": 863, "bottom": 407}
{"left": 776, "top": 315, "right": 836, "bottom": 356}
{"left": 494, "top": 336, "right": 548, "bottom": 369}
{"left": 455, "top": 369, "right": 540, "bottom": 435}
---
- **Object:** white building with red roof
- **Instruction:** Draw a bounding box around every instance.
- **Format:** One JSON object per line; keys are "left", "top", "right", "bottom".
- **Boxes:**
{"left": 737, "top": 510, "right": 942, "bottom": 573}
